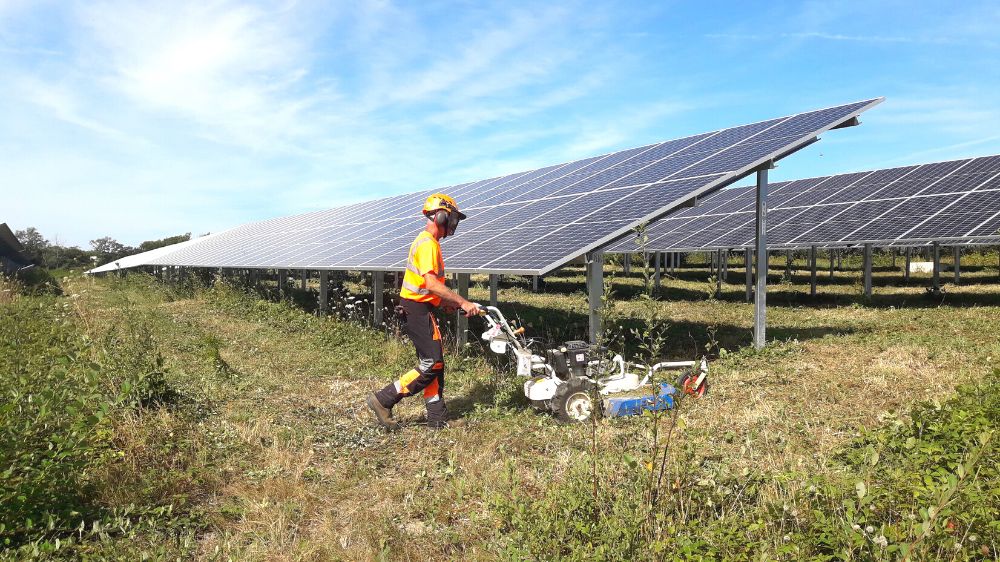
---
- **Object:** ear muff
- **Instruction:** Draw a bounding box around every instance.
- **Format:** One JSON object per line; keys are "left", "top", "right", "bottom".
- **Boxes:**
{"left": 434, "top": 209, "right": 449, "bottom": 228}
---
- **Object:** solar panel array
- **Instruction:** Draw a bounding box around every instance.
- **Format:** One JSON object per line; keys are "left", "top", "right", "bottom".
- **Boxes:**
{"left": 608, "top": 154, "right": 1000, "bottom": 253}
{"left": 90, "top": 98, "right": 882, "bottom": 275}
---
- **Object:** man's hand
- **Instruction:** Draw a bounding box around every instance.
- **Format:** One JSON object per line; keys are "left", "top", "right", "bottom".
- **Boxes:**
{"left": 460, "top": 301, "right": 482, "bottom": 317}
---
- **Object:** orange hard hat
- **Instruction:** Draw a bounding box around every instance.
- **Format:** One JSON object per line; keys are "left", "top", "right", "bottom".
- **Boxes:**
{"left": 422, "top": 193, "right": 467, "bottom": 220}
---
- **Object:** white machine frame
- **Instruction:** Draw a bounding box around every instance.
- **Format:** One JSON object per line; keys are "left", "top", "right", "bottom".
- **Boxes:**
{"left": 479, "top": 305, "right": 707, "bottom": 420}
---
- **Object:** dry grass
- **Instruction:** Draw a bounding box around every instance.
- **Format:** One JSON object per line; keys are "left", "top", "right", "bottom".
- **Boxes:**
{"left": 63, "top": 251, "right": 1000, "bottom": 559}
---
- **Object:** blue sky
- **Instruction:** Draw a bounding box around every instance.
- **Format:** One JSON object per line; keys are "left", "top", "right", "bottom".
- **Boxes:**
{"left": 3, "top": 0, "right": 1000, "bottom": 248}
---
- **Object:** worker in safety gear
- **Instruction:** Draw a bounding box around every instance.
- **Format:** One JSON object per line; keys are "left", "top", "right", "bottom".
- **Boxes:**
{"left": 366, "top": 193, "right": 481, "bottom": 430}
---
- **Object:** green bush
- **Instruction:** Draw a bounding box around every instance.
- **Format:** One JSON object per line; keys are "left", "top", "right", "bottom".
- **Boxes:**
{"left": 5, "top": 267, "right": 62, "bottom": 296}
{"left": 98, "top": 309, "right": 177, "bottom": 408}
{"left": 0, "top": 294, "right": 110, "bottom": 546}
{"left": 814, "top": 368, "right": 999, "bottom": 560}
{"left": 0, "top": 286, "right": 183, "bottom": 551}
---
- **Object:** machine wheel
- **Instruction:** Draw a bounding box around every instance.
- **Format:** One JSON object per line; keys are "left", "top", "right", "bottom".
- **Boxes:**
{"left": 552, "top": 378, "right": 600, "bottom": 423}
{"left": 678, "top": 370, "right": 708, "bottom": 397}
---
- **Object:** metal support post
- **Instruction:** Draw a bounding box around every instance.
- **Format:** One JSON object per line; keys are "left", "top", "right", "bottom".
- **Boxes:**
{"left": 785, "top": 250, "right": 792, "bottom": 277}
{"left": 623, "top": 253, "right": 631, "bottom": 275}
{"left": 953, "top": 246, "right": 960, "bottom": 284}
{"left": 319, "top": 271, "right": 329, "bottom": 316}
{"left": 722, "top": 250, "right": 729, "bottom": 282}
{"left": 863, "top": 243, "right": 873, "bottom": 297}
{"left": 904, "top": 247, "right": 911, "bottom": 281}
{"left": 587, "top": 252, "right": 604, "bottom": 344}
{"left": 489, "top": 274, "right": 498, "bottom": 307}
{"left": 932, "top": 242, "right": 941, "bottom": 292}
{"left": 532, "top": 275, "right": 539, "bottom": 293}
{"left": 715, "top": 248, "right": 723, "bottom": 297}
{"left": 301, "top": 270, "right": 307, "bottom": 291}
{"left": 373, "top": 272, "right": 384, "bottom": 326}
{"left": 829, "top": 249, "right": 835, "bottom": 279}
{"left": 754, "top": 167, "right": 769, "bottom": 349}
{"left": 653, "top": 252, "right": 661, "bottom": 293}
{"left": 891, "top": 249, "right": 896, "bottom": 268}
{"left": 278, "top": 269, "right": 288, "bottom": 299}
{"left": 810, "top": 246, "right": 817, "bottom": 296}
{"left": 745, "top": 247, "right": 753, "bottom": 302}
{"left": 456, "top": 273, "right": 470, "bottom": 347}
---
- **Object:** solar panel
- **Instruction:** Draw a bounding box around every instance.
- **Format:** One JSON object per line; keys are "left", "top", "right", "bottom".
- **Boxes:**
{"left": 91, "top": 98, "right": 882, "bottom": 276}
{"left": 607, "top": 154, "right": 1000, "bottom": 253}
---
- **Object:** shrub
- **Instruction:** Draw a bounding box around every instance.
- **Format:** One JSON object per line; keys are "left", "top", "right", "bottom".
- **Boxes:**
{"left": 4, "top": 267, "right": 62, "bottom": 296}
{"left": 0, "top": 294, "right": 110, "bottom": 546}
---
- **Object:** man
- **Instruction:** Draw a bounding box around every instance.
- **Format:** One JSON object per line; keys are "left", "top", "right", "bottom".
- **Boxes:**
{"left": 366, "top": 193, "right": 481, "bottom": 430}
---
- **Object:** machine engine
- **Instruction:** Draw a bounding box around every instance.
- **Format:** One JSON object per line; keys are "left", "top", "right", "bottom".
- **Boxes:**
{"left": 545, "top": 340, "right": 595, "bottom": 379}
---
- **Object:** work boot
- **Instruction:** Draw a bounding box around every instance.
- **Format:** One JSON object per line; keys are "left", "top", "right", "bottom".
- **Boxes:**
{"left": 425, "top": 398, "right": 449, "bottom": 430}
{"left": 366, "top": 393, "right": 399, "bottom": 431}
{"left": 428, "top": 418, "right": 467, "bottom": 430}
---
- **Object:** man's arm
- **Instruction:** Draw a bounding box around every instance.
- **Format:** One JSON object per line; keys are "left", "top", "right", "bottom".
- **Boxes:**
{"left": 423, "top": 273, "right": 480, "bottom": 315}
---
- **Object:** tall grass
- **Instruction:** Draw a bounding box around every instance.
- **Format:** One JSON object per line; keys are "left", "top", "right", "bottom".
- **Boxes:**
{"left": 492, "top": 360, "right": 999, "bottom": 560}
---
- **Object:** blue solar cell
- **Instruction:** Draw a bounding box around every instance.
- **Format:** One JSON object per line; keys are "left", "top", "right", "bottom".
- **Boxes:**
{"left": 628, "top": 133, "right": 715, "bottom": 164}
{"left": 757, "top": 101, "right": 873, "bottom": 138}
{"left": 681, "top": 136, "right": 805, "bottom": 178}
{"left": 969, "top": 214, "right": 1000, "bottom": 237}
{"left": 960, "top": 155, "right": 1000, "bottom": 175}
{"left": 918, "top": 173, "right": 992, "bottom": 195}
{"left": 906, "top": 159, "right": 970, "bottom": 180}
{"left": 482, "top": 220, "right": 635, "bottom": 270}
{"left": 906, "top": 211, "right": 995, "bottom": 239}
{"left": 602, "top": 176, "right": 728, "bottom": 221}
{"left": 687, "top": 118, "right": 785, "bottom": 153}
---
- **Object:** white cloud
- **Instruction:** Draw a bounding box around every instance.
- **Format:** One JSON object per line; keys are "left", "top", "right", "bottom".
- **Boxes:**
{"left": 74, "top": 1, "right": 331, "bottom": 151}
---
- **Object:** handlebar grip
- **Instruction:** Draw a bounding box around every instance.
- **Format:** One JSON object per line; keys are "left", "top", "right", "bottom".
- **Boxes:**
{"left": 461, "top": 305, "right": 486, "bottom": 317}
{"left": 513, "top": 327, "right": 525, "bottom": 335}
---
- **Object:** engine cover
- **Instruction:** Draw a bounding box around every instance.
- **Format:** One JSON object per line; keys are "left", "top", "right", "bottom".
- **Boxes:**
{"left": 524, "top": 376, "right": 558, "bottom": 401}
{"left": 564, "top": 340, "right": 590, "bottom": 378}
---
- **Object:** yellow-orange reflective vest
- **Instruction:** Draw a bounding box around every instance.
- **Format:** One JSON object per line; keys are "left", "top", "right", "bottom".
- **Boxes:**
{"left": 399, "top": 230, "right": 445, "bottom": 305}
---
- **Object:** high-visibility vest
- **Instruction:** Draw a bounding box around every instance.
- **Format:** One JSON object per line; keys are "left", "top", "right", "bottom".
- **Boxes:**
{"left": 400, "top": 230, "right": 445, "bottom": 305}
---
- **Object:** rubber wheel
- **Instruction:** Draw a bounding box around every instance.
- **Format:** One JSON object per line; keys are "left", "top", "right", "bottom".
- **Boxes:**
{"left": 530, "top": 399, "right": 553, "bottom": 413}
{"left": 678, "top": 370, "right": 709, "bottom": 397}
{"left": 552, "top": 378, "right": 600, "bottom": 423}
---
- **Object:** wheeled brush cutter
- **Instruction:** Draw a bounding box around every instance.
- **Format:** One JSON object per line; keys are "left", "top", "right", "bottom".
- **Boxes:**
{"left": 477, "top": 305, "right": 708, "bottom": 423}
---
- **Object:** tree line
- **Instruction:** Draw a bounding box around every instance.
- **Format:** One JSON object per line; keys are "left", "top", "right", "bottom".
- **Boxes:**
{"left": 14, "top": 227, "right": 194, "bottom": 270}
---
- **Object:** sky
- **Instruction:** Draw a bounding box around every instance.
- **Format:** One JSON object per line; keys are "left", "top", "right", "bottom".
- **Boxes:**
{"left": 3, "top": 0, "right": 1000, "bottom": 248}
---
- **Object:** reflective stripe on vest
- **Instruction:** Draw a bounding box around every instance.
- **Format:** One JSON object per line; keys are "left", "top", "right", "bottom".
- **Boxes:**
{"left": 401, "top": 279, "right": 429, "bottom": 295}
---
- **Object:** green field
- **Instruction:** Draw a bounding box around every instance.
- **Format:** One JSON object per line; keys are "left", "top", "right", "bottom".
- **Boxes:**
{"left": 2, "top": 251, "right": 999, "bottom": 560}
